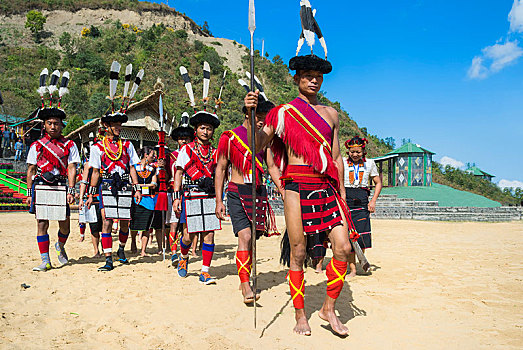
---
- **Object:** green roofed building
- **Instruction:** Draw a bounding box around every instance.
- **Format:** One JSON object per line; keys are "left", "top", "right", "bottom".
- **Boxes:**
{"left": 466, "top": 165, "right": 495, "bottom": 182}
{"left": 373, "top": 142, "right": 434, "bottom": 187}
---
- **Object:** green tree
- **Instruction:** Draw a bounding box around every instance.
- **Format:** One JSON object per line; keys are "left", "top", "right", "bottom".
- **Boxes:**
{"left": 25, "top": 10, "right": 46, "bottom": 41}
{"left": 63, "top": 114, "right": 84, "bottom": 136}
{"left": 202, "top": 21, "right": 212, "bottom": 36}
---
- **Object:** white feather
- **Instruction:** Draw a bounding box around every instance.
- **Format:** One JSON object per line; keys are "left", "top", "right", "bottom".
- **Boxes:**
{"left": 319, "top": 37, "right": 328, "bottom": 59}
{"left": 238, "top": 79, "right": 250, "bottom": 92}
{"left": 47, "top": 70, "right": 60, "bottom": 96}
{"left": 123, "top": 64, "right": 133, "bottom": 98}
{"left": 109, "top": 61, "right": 121, "bottom": 100}
{"left": 37, "top": 68, "right": 49, "bottom": 96}
{"left": 202, "top": 61, "right": 210, "bottom": 102}
{"left": 128, "top": 69, "right": 144, "bottom": 99}
{"left": 180, "top": 66, "right": 195, "bottom": 107}
{"left": 296, "top": 37, "right": 305, "bottom": 56}
{"left": 59, "top": 72, "right": 70, "bottom": 97}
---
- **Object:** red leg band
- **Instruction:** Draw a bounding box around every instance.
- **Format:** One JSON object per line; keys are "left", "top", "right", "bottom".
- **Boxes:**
{"left": 289, "top": 270, "right": 305, "bottom": 309}
{"left": 236, "top": 250, "right": 251, "bottom": 283}
{"left": 169, "top": 231, "right": 177, "bottom": 253}
{"left": 118, "top": 230, "right": 129, "bottom": 245}
{"left": 180, "top": 239, "right": 190, "bottom": 256}
{"left": 37, "top": 234, "right": 50, "bottom": 254}
{"left": 326, "top": 258, "right": 348, "bottom": 300}
{"left": 101, "top": 232, "right": 112, "bottom": 253}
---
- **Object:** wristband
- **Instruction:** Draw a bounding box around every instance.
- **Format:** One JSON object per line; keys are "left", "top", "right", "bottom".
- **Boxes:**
{"left": 150, "top": 181, "right": 157, "bottom": 187}
{"left": 27, "top": 188, "right": 33, "bottom": 197}
{"left": 78, "top": 180, "right": 88, "bottom": 186}
{"left": 89, "top": 186, "right": 98, "bottom": 195}
{"left": 133, "top": 184, "right": 142, "bottom": 192}
{"left": 67, "top": 187, "right": 76, "bottom": 195}
{"left": 172, "top": 191, "right": 182, "bottom": 200}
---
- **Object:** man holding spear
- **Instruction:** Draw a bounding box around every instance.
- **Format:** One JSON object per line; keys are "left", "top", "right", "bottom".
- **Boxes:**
{"left": 215, "top": 77, "right": 282, "bottom": 304}
{"left": 245, "top": 0, "right": 359, "bottom": 336}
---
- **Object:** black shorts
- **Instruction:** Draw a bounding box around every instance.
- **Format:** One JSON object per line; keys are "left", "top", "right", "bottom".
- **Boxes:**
{"left": 151, "top": 210, "right": 169, "bottom": 230}
{"left": 227, "top": 190, "right": 263, "bottom": 238}
{"left": 88, "top": 202, "right": 103, "bottom": 234}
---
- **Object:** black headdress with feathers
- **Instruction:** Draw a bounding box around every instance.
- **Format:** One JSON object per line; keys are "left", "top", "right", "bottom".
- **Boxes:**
{"left": 289, "top": 0, "right": 332, "bottom": 74}
{"left": 102, "top": 61, "right": 144, "bottom": 124}
{"left": 171, "top": 112, "right": 194, "bottom": 140}
{"left": 238, "top": 72, "right": 275, "bottom": 114}
{"left": 35, "top": 68, "right": 71, "bottom": 121}
{"left": 179, "top": 62, "right": 222, "bottom": 129}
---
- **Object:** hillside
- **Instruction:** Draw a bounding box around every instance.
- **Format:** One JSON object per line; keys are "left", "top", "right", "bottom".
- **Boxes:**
{"left": 0, "top": 4, "right": 392, "bottom": 157}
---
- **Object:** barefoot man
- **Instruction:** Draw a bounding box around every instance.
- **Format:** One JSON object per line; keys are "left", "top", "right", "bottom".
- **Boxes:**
{"left": 245, "top": 1, "right": 360, "bottom": 334}
{"left": 215, "top": 89, "right": 282, "bottom": 304}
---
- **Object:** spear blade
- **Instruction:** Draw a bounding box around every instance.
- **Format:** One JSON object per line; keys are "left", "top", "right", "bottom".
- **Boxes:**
{"left": 248, "top": 0, "right": 256, "bottom": 33}
{"left": 159, "top": 94, "right": 164, "bottom": 129}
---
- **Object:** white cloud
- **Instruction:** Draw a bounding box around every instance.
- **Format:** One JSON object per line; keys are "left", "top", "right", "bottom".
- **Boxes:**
{"left": 498, "top": 179, "right": 523, "bottom": 189}
{"left": 509, "top": 0, "right": 523, "bottom": 33}
{"left": 468, "top": 1, "right": 523, "bottom": 79}
{"left": 467, "top": 56, "right": 488, "bottom": 79}
{"left": 467, "top": 40, "right": 523, "bottom": 79}
{"left": 439, "top": 156, "right": 465, "bottom": 169}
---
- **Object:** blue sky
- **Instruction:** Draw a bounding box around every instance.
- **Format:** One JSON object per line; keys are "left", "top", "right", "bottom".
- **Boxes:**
{"left": 152, "top": 0, "right": 523, "bottom": 188}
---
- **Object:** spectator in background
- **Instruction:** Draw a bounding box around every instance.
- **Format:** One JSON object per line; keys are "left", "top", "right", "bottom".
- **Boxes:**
{"left": 2, "top": 128, "right": 10, "bottom": 149}
{"left": 10, "top": 129, "right": 16, "bottom": 149}
{"left": 14, "top": 137, "right": 23, "bottom": 161}
{"left": 24, "top": 133, "right": 31, "bottom": 157}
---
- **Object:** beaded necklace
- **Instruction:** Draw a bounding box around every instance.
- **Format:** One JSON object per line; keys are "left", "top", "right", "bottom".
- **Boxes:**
{"left": 194, "top": 141, "right": 213, "bottom": 167}
{"left": 102, "top": 136, "right": 123, "bottom": 161}
{"left": 137, "top": 163, "right": 152, "bottom": 181}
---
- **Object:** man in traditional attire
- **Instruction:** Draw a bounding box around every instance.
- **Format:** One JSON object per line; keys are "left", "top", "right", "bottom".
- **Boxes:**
{"left": 243, "top": 0, "right": 359, "bottom": 336}
{"left": 215, "top": 91, "right": 281, "bottom": 304}
{"left": 26, "top": 68, "right": 79, "bottom": 271}
{"left": 172, "top": 62, "right": 222, "bottom": 285}
{"left": 85, "top": 112, "right": 142, "bottom": 271}
{"left": 166, "top": 112, "right": 194, "bottom": 265}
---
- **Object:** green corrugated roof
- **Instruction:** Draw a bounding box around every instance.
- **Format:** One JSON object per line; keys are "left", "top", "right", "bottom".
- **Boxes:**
{"left": 381, "top": 183, "right": 501, "bottom": 207}
{"left": 466, "top": 166, "right": 494, "bottom": 177}
{"left": 386, "top": 142, "right": 435, "bottom": 155}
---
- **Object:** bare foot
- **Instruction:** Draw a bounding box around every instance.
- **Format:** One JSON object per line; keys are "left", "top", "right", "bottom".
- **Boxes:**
{"left": 240, "top": 282, "right": 260, "bottom": 304}
{"left": 319, "top": 307, "right": 349, "bottom": 336}
{"left": 78, "top": 236, "right": 84, "bottom": 242}
{"left": 293, "top": 310, "right": 311, "bottom": 336}
{"left": 140, "top": 251, "right": 148, "bottom": 257}
{"left": 190, "top": 250, "right": 198, "bottom": 257}
{"left": 92, "top": 252, "right": 101, "bottom": 258}
{"left": 130, "top": 241, "right": 137, "bottom": 254}
{"left": 347, "top": 263, "right": 357, "bottom": 278}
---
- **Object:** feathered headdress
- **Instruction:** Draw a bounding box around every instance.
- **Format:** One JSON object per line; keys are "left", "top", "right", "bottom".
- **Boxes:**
{"left": 103, "top": 60, "right": 145, "bottom": 124}
{"left": 238, "top": 72, "right": 274, "bottom": 114}
{"left": 35, "top": 68, "right": 71, "bottom": 121}
{"left": 179, "top": 61, "right": 222, "bottom": 129}
{"left": 171, "top": 112, "right": 194, "bottom": 140}
{"left": 289, "top": 0, "right": 332, "bottom": 74}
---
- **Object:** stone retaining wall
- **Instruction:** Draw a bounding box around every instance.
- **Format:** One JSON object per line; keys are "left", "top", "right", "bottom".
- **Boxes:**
{"left": 268, "top": 196, "right": 523, "bottom": 222}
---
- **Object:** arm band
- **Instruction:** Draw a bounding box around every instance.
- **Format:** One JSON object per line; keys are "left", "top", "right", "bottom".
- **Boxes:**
{"left": 89, "top": 186, "right": 98, "bottom": 195}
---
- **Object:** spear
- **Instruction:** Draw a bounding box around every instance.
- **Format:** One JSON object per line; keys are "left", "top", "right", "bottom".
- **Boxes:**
{"left": 155, "top": 94, "right": 169, "bottom": 261}
{"left": 248, "top": 0, "right": 258, "bottom": 329}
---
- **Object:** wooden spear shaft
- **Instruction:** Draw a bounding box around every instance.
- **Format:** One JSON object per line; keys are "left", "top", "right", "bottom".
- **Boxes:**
{"left": 248, "top": 0, "right": 257, "bottom": 329}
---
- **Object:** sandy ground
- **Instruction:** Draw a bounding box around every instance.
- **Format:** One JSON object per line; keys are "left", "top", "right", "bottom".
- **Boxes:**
{"left": 0, "top": 212, "right": 522, "bottom": 349}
